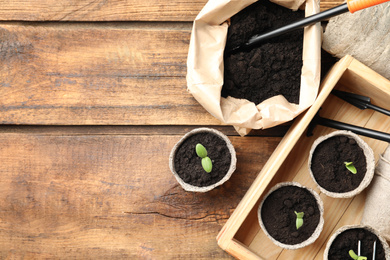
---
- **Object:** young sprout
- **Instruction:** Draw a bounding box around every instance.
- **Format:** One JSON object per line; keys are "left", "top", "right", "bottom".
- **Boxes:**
{"left": 196, "top": 143, "right": 208, "bottom": 158}
{"left": 201, "top": 157, "right": 212, "bottom": 173}
{"left": 344, "top": 162, "right": 357, "bottom": 174}
{"left": 196, "top": 143, "right": 212, "bottom": 173}
{"left": 349, "top": 249, "right": 367, "bottom": 260}
{"left": 294, "top": 211, "right": 304, "bottom": 230}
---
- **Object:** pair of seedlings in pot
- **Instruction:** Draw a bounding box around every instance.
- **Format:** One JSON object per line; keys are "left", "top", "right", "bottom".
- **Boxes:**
{"left": 195, "top": 143, "right": 213, "bottom": 173}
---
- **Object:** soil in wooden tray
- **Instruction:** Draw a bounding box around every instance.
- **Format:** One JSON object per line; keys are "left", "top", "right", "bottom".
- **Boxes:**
{"left": 261, "top": 185, "right": 321, "bottom": 245}
{"left": 328, "top": 228, "right": 386, "bottom": 260}
{"left": 311, "top": 135, "right": 367, "bottom": 193}
{"left": 173, "top": 132, "right": 231, "bottom": 187}
{"left": 222, "top": 0, "right": 305, "bottom": 105}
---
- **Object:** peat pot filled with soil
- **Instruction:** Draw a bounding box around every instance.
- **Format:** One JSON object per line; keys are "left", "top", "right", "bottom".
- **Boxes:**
{"left": 258, "top": 182, "right": 324, "bottom": 249}
{"left": 324, "top": 225, "right": 390, "bottom": 260}
{"left": 169, "top": 128, "right": 237, "bottom": 192}
{"left": 308, "top": 130, "right": 375, "bottom": 198}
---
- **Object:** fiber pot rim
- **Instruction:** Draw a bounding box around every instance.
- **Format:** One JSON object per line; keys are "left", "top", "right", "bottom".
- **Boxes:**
{"left": 308, "top": 130, "right": 375, "bottom": 198}
{"left": 258, "top": 181, "right": 324, "bottom": 250}
{"left": 323, "top": 224, "right": 390, "bottom": 260}
{"left": 169, "top": 127, "right": 237, "bottom": 192}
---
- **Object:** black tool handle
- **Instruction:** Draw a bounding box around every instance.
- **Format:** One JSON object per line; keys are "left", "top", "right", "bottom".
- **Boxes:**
{"left": 332, "top": 89, "right": 390, "bottom": 116}
{"left": 246, "top": 3, "right": 349, "bottom": 49}
{"left": 318, "top": 116, "right": 390, "bottom": 143}
{"left": 366, "top": 103, "right": 390, "bottom": 117}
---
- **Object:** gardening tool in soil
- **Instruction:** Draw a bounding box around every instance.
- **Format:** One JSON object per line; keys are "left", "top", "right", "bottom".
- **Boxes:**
{"left": 307, "top": 111, "right": 390, "bottom": 143}
{"left": 227, "top": 0, "right": 390, "bottom": 54}
{"left": 332, "top": 89, "right": 390, "bottom": 116}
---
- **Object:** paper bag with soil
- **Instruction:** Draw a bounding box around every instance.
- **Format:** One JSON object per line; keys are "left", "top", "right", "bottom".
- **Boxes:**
{"left": 361, "top": 145, "right": 390, "bottom": 241}
{"left": 186, "top": 0, "right": 321, "bottom": 136}
{"left": 322, "top": 2, "right": 390, "bottom": 79}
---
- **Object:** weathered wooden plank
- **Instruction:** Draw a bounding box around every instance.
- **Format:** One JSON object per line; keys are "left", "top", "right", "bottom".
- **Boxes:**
{"left": 0, "top": 132, "right": 281, "bottom": 259}
{"left": 0, "top": 125, "right": 289, "bottom": 137}
{"left": 0, "top": 23, "right": 226, "bottom": 125}
{"left": 0, "top": 0, "right": 341, "bottom": 22}
{"left": 0, "top": 0, "right": 343, "bottom": 22}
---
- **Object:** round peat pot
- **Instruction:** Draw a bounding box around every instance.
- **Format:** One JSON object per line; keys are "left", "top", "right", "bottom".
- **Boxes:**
{"left": 308, "top": 130, "right": 375, "bottom": 198}
{"left": 324, "top": 225, "right": 390, "bottom": 260}
{"left": 258, "top": 182, "right": 324, "bottom": 249}
{"left": 169, "top": 128, "right": 236, "bottom": 192}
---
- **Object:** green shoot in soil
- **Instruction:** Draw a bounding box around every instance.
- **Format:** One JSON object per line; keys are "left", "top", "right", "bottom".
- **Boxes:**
{"left": 294, "top": 211, "right": 304, "bottom": 230}
{"left": 196, "top": 143, "right": 212, "bottom": 173}
{"left": 349, "top": 249, "right": 367, "bottom": 260}
{"left": 345, "top": 162, "right": 357, "bottom": 174}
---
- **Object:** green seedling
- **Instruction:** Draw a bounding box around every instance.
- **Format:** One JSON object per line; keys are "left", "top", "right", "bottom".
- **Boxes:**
{"left": 345, "top": 161, "right": 357, "bottom": 174}
{"left": 201, "top": 157, "right": 212, "bottom": 173}
{"left": 196, "top": 143, "right": 208, "bottom": 158}
{"left": 294, "top": 211, "right": 304, "bottom": 230}
{"left": 196, "top": 143, "right": 212, "bottom": 173}
{"left": 349, "top": 249, "right": 367, "bottom": 260}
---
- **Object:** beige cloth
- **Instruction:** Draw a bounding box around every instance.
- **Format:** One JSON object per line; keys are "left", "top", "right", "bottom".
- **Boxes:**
{"left": 186, "top": 0, "right": 321, "bottom": 136}
{"left": 361, "top": 145, "right": 390, "bottom": 241}
{"left": 322, "top": 2, "right": 390, "bottom": 80}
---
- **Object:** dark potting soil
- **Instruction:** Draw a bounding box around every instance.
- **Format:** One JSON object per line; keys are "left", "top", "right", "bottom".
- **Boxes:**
{"left": 261, "top": 185, "right": 321, "bottom": 245}
{"left": 173, "top": 132, "right": 231, "bottom": 187}
{"left": 222, "top": 0, "right": 305, "bottom": 105}
{"left": 328, "top": 228, "right": 386, "bottom": 260}
{"left": 311, "top": 135, "right": 367, "bottom": 193}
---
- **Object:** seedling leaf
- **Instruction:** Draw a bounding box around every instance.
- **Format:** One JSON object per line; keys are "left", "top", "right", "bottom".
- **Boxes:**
{"left": 196, "top": 143, "right": 208, "bottom": 158}
{"left": 349, "top": 249, "right": 358, "bottom": 260}
{"left": 294, "top": 211, "right": 304, "bottom": 229}
{"left": 202, "top": 157, "right": 213, "bottom": 173}
{"left": 349, "top": 249, "right": 367, "bottom": 260}
{"left": 345, "top": 162, "right": 357, "bottom": 174}
{"left": 296, "top": 218, "right": 303, "bottom": 230}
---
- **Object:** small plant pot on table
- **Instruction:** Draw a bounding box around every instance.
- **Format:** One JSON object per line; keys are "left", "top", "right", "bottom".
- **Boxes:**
{"left": 324, "top": 225, "right": 390, "bottom": 260}
{"left": 308, "top": 130, "right": 375, "bottom": 198}
{"left": 169, "top": 128, "right": 236, "bottom": 192}
{"left": 258, "top": 182, "right": 324, "bottom": 249}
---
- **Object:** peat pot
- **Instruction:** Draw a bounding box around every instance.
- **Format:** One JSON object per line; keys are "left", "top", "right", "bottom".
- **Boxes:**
{"left": 169, "top": 128, "right": 236, "bottom": 192}
{"left": 308, "top": 130, "right": 375, "bottom": 198}
{"left": 258, "top": 182, "right": 324, "bottom": 249}
{"left": 324, "top": 225, "right": 390, "bottom": 260}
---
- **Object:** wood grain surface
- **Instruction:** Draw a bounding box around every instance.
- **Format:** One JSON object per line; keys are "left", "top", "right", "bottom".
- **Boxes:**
{"left": 0, "top": 0, "right": 344, "bottom": 258}
{"left": 0, "top": 130, "right": 280, "bottom": 259}
{"left": 0, "top": 0, "right": 341, "bottom": 22}
{"left": 0, "top": 23, "right": 218, "bottom": 125}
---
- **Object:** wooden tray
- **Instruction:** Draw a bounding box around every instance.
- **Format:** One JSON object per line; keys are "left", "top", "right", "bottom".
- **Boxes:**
{"left": 217, "top": 55, "right": 390, "bottom": 259}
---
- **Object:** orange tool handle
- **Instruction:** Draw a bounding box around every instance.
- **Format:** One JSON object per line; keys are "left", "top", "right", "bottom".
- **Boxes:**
{"left": 347, "top": 0, "right": 390, "bottom": 13}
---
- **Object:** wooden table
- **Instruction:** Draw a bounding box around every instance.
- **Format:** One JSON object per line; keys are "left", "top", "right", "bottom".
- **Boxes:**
{"left": 0, "top": 1, "right": 341, "bottom": 258}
